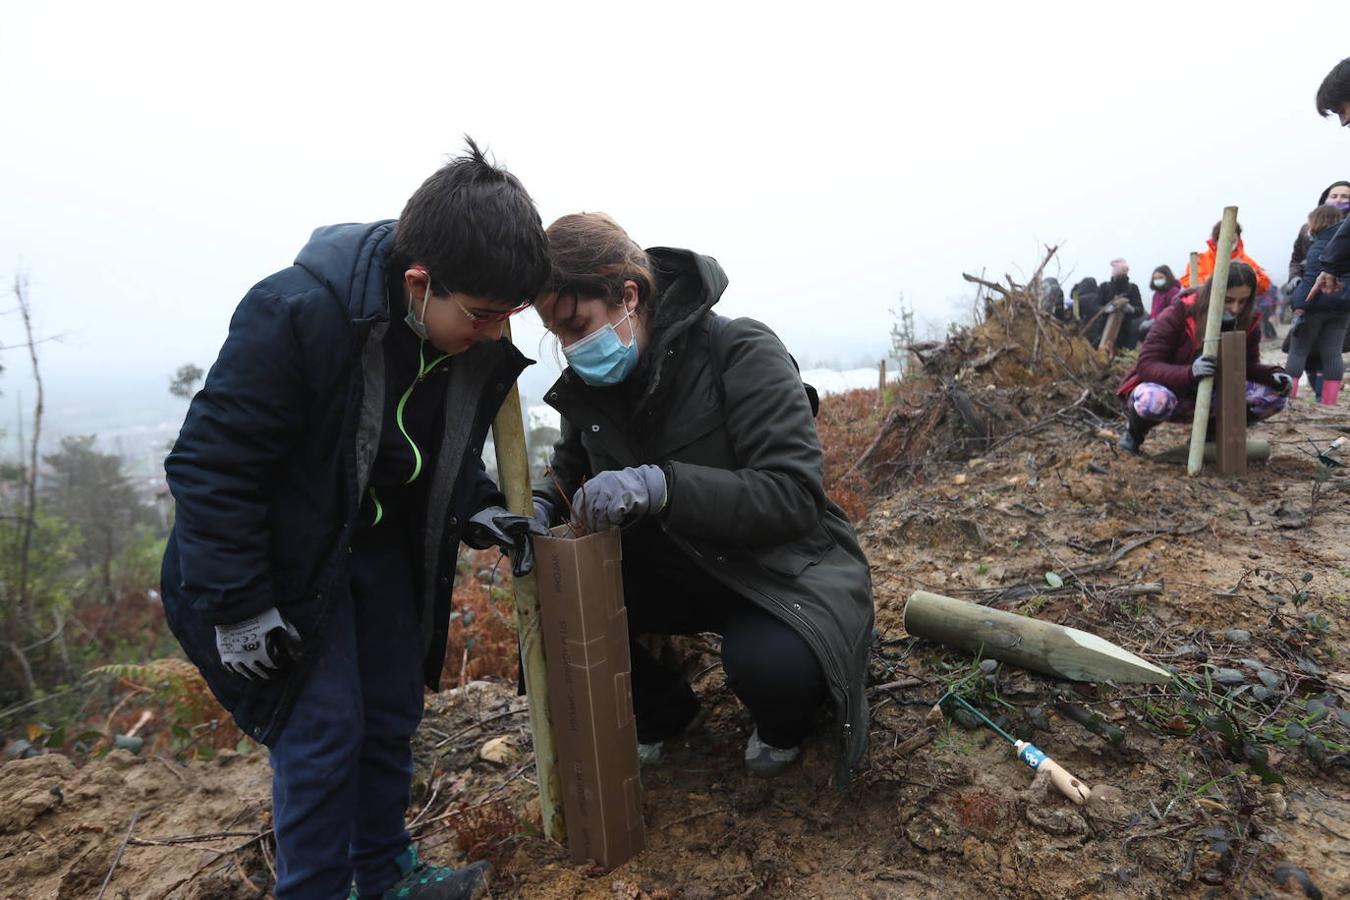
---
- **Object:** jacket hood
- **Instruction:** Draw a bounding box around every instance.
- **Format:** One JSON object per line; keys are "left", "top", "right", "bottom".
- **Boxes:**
{"left": 294, "top": 220, "right": 397, "bottom": 321}
{"left": 627, "top": 247, "right": 728, "bottom": 411}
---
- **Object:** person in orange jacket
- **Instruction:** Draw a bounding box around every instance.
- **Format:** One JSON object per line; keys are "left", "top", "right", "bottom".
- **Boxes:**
{"left": 1179, "top": 220, "right": 1272, "bottom": 295}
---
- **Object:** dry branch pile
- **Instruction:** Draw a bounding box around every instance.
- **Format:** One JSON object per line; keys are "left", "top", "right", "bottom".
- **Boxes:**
{"left": 858, "top": 251, "right": 1129, "bottom": 481}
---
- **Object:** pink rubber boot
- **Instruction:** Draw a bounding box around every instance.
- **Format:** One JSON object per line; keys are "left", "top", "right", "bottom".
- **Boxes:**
{"left": 1322, "top": 380, "right": 1341, "bottom": 406}
{"left": 1290, "top": 379, "right": 1299, "bottom": 400}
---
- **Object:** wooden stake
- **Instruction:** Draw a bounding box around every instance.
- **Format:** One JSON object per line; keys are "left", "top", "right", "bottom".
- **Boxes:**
{"left": 491, "top": 322, "right": 563, "bottom": 843}
{"left": 878, "top": 359, "right": 887, "bottom": 401}
{"left": 1189, "top": 251, "right": 1200, "bottom": 290}
{"left": 1188, "top": 207, "right": 1239, "bottom": 476}
{"left": 1214, "top": 331, "right": 1247, "bottom": 476}
{"left": 903, "top": 591, "right": 1170, "bottom": 684}
{"left": 1098, "top": 306, "right": 1125, "bottom": 355}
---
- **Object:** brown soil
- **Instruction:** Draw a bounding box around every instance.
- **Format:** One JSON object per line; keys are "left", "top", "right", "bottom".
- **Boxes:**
{"left": 4, "top": 301, "right": 1348, "bottom": 899}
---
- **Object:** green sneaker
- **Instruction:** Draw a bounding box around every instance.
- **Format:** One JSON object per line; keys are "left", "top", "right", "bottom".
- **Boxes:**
{"left": 350, "top": 845, "right": 491, "bottom": 900}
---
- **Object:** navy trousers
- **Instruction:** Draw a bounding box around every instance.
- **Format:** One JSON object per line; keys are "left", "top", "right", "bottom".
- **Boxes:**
{"left": 269, "top": 517, "right": 424, "bottom": 899}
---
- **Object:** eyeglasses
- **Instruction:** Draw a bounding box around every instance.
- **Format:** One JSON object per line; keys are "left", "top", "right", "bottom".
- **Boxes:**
{"left": 410, "top": 266, "right": 529, "bottom": 330}
{"left": 451, "top": 297, "right": 530, "bottom": 330}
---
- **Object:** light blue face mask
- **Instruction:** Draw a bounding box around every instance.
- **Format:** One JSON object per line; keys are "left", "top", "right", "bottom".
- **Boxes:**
{"left": 404, "top": 278, "right": 432, "bottom": 341}
{"left": 563, "top": 308, "right": 639, "bottom": 386}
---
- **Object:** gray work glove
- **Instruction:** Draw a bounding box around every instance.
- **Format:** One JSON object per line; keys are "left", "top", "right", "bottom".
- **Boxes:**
{"left": 1191, "top": 356, "right": 1218, "bottom": 380}
{"left": 532, "top": 497, "right": 554, "bottom": 532}
{"left": 464, "top": 505, "right": 550, "bottom": 576}
{"left": 215, "top": 607, "right": 301, "bottom": 679}
{"left": 1271, "top": 372, "right": 1294, "bottom": 395}
{"left": 572, "top": 464, "right": 667, "bottom": 533}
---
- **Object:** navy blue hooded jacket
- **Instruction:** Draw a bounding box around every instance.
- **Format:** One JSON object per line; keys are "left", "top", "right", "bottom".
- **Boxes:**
{"left": 1320, "top": 216, "right": 1350, "bottom": 281}
{"left": 1291, "top": 224, "right": 1350, "bottom": 314}
{"left": 161, "top": 221, "right": 527, "bottom": 743}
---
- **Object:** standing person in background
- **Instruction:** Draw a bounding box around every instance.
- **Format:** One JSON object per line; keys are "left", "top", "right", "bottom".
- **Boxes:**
{"left": 1285, "top": 204, "right": 1350, "bottom": 404}
{"left": 1288, "top": 181, "right": 1350, "bottom": 293}
{"left": 1149, "top": 265, "right": 1183, "bottom": 319}
{"left": 1179, "top": 221, "right": 1272, "bottom": 295}
{"left": 1140, "top": 265, "right": 1183, "bottom": 343}
{"left": 1099, "top": 258, "right": 1145, "bottom": 350}
{"left": 1257, "top": 284, "right": 1281, "bottom": 339}
{"left": 1116, "top": 262, "right": 1291, "bottom": 454}
{"left": 1308, "top": 60, "right": 1350, "bottom": 304}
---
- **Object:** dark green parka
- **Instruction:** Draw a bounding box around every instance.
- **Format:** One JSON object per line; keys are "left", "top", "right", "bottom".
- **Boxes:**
{"left": 533, "top": 247, "right": 874, "bottom": 781}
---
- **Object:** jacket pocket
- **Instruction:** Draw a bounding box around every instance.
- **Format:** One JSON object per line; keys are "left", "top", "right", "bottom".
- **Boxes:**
{"left": 753, "top": 524, "right": 836, "bottom": 578}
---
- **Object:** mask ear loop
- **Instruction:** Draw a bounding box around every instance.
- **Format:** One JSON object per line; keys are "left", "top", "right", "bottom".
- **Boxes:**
{"left": 409, "top": 265, "right": 433, "bottom": 330}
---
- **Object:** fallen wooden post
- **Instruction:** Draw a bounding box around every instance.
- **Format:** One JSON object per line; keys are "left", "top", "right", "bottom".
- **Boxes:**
{"left": 1154, "top": 439, "right": 1269, "bottom": 465}
{"left": 1214, "top": 331, "right": 1247, "bottom": 476}
{"left": 1188, "top": 207, "right": 1239, "bottom": 476}
{"left": 903, "top": 590, "right": 1170, "bottom": 684}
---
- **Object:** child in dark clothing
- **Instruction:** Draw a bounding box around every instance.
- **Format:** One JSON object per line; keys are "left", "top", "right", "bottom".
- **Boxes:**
{"left": 162, "top": 141, "right": 550, "bottom": 900}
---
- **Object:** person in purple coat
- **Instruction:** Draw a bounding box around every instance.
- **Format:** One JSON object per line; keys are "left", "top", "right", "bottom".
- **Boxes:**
{"left": 1148, "top": 265, "right": 1182, "bottom": 319}
{"left": 1116, "top": 262, "right": 1292, "bottom": 453}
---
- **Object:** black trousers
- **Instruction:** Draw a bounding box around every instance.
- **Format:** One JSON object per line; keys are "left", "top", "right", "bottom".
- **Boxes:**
{"left": 621, "top": 526, "right": 827, "bottom": 749}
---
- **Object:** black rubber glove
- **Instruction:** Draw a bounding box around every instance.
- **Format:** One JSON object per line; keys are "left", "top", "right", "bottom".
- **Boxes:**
{"left": 464, "top": 506, "right": 550, "bottom": 576}
{"left": 1191, "top": 356, "right": 1218, "bottom": 380}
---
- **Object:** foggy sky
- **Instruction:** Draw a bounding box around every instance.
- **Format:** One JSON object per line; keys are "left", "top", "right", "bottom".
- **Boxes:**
{"left": 2, "top": 1, "right": 1346, "bottom": 448}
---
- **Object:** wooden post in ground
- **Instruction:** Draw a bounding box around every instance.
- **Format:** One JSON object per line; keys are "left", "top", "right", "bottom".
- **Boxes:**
{"left": 878, "top": 359, "right": 887, "bottom": 404}
{"left": 491, "top": 321, "right": 564, "bottom": 843}
{"left": 1098, "top": 306, "right": 1125, "bottom": 355}
{"left": 1188, "top": 207, "right": 1239, "bottom": 476}
{"left": 1214, "top": 331, "right": 1248, "bottom": 476}
{"left": 1189, "top": 251, "right": 1200, "bottom": 291}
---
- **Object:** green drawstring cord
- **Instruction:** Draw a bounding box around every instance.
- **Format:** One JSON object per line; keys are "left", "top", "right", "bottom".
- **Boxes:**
{"left": 396, "top": 341, "right": 450, "bottom": 486}
{"left": 368, "top": 487, "right": 384, "bottom": 526}
{"left": 369, "top": 341, "right": 448, "bottom": 528}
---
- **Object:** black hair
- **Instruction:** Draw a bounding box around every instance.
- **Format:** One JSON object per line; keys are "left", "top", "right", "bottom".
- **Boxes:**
{"left": 391, "top": 137, "right": 549, "bottom": 303}
{"left": 1192, "top": 261, "right": 1259, "bottom": 340}
{"left": 1210, "top": 220, "right": 1243, "bottom": 242}
{"left": 1318, "top": 180, "right": 1350, "bottom": 204}
{"left": 1151, "top": 265, "right": 1178, "bottom": 290}
{"left": 1316, "top": 58, "right": 1350, "bottom": 117}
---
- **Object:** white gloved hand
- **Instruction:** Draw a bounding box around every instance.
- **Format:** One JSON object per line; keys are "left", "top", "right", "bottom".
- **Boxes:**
{"left": 214, "top": 607, "right": 299, "bottom": 679}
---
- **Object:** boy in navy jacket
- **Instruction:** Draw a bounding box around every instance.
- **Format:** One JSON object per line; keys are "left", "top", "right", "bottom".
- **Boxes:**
{"left": 163, "top": 140, "right": 548, "bottom": 899}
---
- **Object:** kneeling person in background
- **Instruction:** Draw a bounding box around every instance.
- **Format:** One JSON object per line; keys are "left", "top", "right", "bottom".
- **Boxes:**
{"left": 1116, "top": 261, "right": 1291, "bottom": 454}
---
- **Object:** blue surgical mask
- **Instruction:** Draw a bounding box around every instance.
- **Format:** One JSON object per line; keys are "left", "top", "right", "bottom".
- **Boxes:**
{"left": 405, "top": 277, "right": 431, "bottom": 341}
{"left": 563, "top": 309, "right": 639, "bottom": 386}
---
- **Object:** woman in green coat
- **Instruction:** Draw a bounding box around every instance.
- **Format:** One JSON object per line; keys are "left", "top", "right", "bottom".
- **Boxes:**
{"left": 531, "top": 213, "right": 874, "bottom": 781}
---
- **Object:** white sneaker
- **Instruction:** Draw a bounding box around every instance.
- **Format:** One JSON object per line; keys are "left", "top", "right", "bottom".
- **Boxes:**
{"left": 744, "top": 729, "right": 800, "bottom": 778}
{"left": 637, "top": 708, "right": 706, "bottom": 766}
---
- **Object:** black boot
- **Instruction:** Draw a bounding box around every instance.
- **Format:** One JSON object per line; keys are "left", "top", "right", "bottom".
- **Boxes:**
{"left": 1118, "top": 409, "right": 1156, "bottom": 454}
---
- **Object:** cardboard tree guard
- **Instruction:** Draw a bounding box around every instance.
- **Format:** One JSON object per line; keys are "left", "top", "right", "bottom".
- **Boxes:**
{"left": 531, "top": 526, "right": 646, "bottom": 869}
